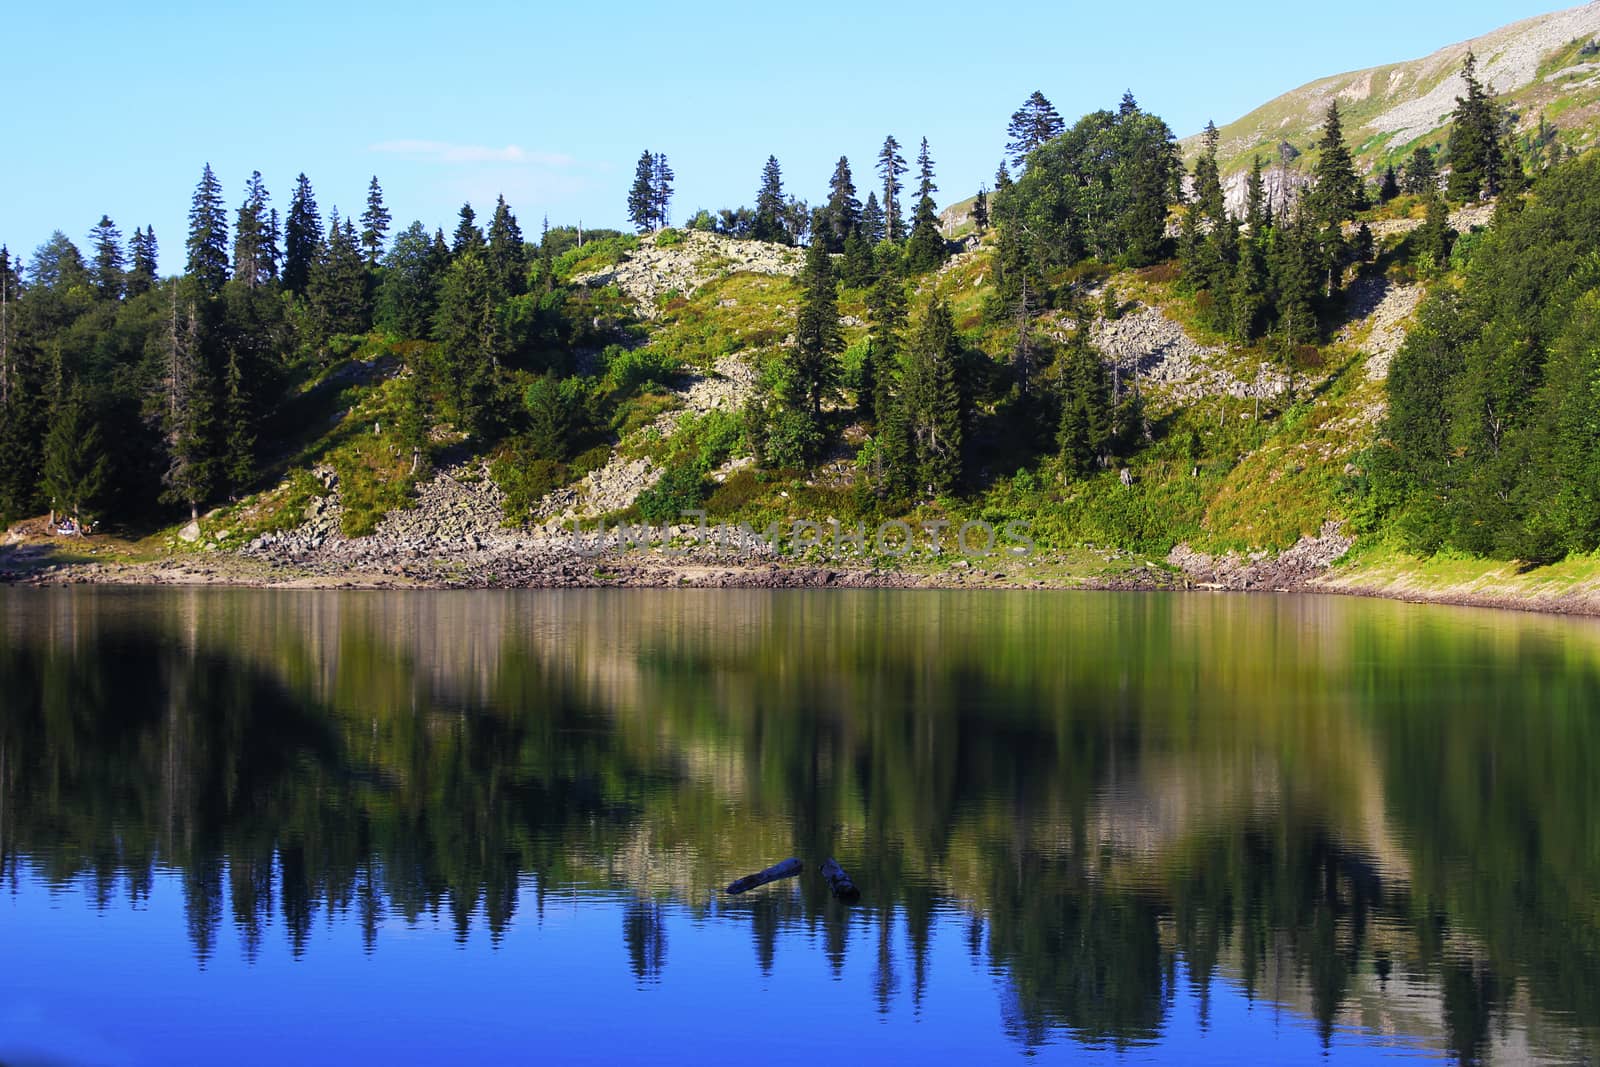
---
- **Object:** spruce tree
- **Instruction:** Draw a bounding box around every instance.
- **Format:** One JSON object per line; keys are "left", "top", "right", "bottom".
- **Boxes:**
{"left": 377, "top": 221, "right": 444, "bottom": 338}
{"left": 222, "top": 349, "right": 255, "bottom": 495}
{"left": 42, "top": 385, "right": 108, "bottom": 527}
{"left": 878, "top": 136, "right": 908, "bottom": 242}
{"left": 1006, "top": 90, "right": 1066, "bottom": 169}
{"left": 359, "top": 176, "right": 392, "bottom": 266}
{"left": 127, "top": 227, "right": 160, "bottom": 295}
{"left": 914, "top": 138, "right": 938, "bottom": 204}
{"left": 308, "top": 213, "right": 371, "bottom": 342}
{"left": 1415, "top": 192, "right": 1453, "bottom": 270}
{"left": 905, "top": 139, "right": 944, "bottom": 271}
{"left": 1309, "top": 100, "right": 1364, "bottom": 226}
{"left": 898, "top": 299, "right": 963, "bottom": 494}
{"left": 162, "top": 282, "right": 217, "bottom": 520}
{"left": 452, "top": 203, "right": 485, "bottom": 257}
{"left": 1193, "top": 121, "right": 1227, "bottom": 223}
{"left": 752, "top": 156, "right": 787, "bottom": 244}
{"left": 486, "top": 195, "right": 526, "bottom": 297}
{"left": 432, "top": 251, "right": 503, "bottom": 437}
{"left": 789, "top": 238, "right": 842, "bottom": 419}
{"left": 821, "top": 156, "right": 861, "bottom": 252}
{"left": 972, "top": 185, "right": 989, "bottom": 234}
{"left": 1379, "top": 165, "right": 1401, "bottom": 203}
{"left": 628, "top": 151, "right": 656, "bottom": 232}
{"left": 232, "top": 172, "right": 275, "bottom": 289}
{"left": 1447, "top": 52, "right": 1504, "bottom": 202}
{"left": 1404, "top": 146, "right": 1438, "bottom": 195}
{"left": 1058, "top": 328, "right": 1110, "bottom": 477}
{"left": 186, "top": 164, "right": 230, "bottom": 296}
{"left": 1244, "top": 156, "right": 1269, "bottom": 233}
{"left": 861, "top": 192, "right": 886, "bottom": 245}
{"left": 284, "top": 173, "right": 321, "bottom": 296}
{"left": 651, "top": 153, "right": 674, "bottom": 228}
{"left": 88, "top": 215, "right": 124, "bottom": 299}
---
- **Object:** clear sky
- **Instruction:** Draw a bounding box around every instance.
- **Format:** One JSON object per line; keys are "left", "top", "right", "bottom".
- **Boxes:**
{"left": 0, "top": 0, "right": 1570, "bottom": 274}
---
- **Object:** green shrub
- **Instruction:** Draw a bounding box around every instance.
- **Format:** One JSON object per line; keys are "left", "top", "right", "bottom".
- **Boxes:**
{"left": 656, "top": 228, "right": 685, "bottom": 247}
{"left": 637, "top": 462, "right": 707, "bottom": 523}
{"left": 605, "top": 344, "right": 681, "bottom": 393}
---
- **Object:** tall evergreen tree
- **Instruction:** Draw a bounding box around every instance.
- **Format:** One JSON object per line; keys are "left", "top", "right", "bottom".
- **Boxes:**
{"left": 905, "top": 139, "right": 944, "bottom": 272}
{"left": 1447, "top": 52, "right": 1504, "bottom": 202}
{"left": 486, "top": 195, "right": 526, "bottom": 297}
{"left": 232, "top": 171, "right": 276, "bottom": 289}
{"left": 432, "top": 251, "right": 503, "bottom": 437}
{"left": 88, "top": 215, "right": 124, "bottom": 299}
{"left": 1404, "top": 146, "right": 1438, "bottom": 195}
{"left": 752, "top": 156, "right": 788, "bottom": 244}
{"left": 914, "top": 138, "right": 938, "bottom": 204}
{"left": 127, "top": 227, "right": 160, "bottom": 295}
{"left": 284, "top": 173, "right": 321, "bottom": 296}
{"left": 452, "top": 203, "right": 485, "bottom": 257}
{"left": 186, "top": 164, "right": 230, "bottom": 296}
{"left": 878, "top": 136, "right": 908, "bottom": 242}
{"left": 378, "top": 221, "right": 445, "bottom": 338}
{"left": 1006, "top": 90, "right": 1066, "bottom": 168}
{"left": 896, "top": 298, "right": 963, "bottom": 494}
{"left": 359, "top": 176, "right": 392, "bottom": 266}
{"left": 1309, "top": 100, "right": 1364, "bottom": 226}
{"left": 161, "top": 282, "right": 217, "bottom": 520}
{"left": 628, "top": 151, "right": 656, "bottom": 233}
{"left": 821, "top": 156, "right": 862, "bottom": 252}
{"left": 1378, "top": 164, "right": 1401, "bottom": 203}
{"left": 788, "top": 238, "right": 842, "bottom": 419}
{"left": 1058, "top": 327, "right": 1110, "bottom": 477}
{"left": 42, "top": 385, "right": 108, "bottom": 527}
{"left": 860, "top": 192, "right": 886, "bottom": 245}
{"left": 972, "top": 185, "right": 990, "bottom": 233}
{"left": 221, "top": 349, "right": 255, "bottom": 495}
{"left": 1245, "top": 156, "right": 1269, "bottom": 233}
{"left": 1192, "top": 121, "right": 1226, "bottom": 223}
{"left": 308, "top": 212, "right": 371, "bottom": 342}
{"left": 651, "top": 153, "right": 674, "bottom": 229}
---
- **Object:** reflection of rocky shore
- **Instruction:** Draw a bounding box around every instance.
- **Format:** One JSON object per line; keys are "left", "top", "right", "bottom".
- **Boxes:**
{"left": 1, "top": 587, "right": 1597, "bottom": 1061}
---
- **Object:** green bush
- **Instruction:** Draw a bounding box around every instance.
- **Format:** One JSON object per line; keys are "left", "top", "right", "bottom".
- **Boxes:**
{"left": 637, "top": 462, "right": 707, "bottom": 523}
{"left": 491, "top": 443, "right": 570, "bottom": 525}
{"left": 605, "top": 344, "right": 681, "bottom": 393}
{"left": 655, "top": 228, "right": 685, "bottom": 247}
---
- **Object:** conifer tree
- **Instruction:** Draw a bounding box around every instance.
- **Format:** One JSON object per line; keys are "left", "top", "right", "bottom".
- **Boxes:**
{"left": 1309, "top": 101, "right": 1364, "bottom": 226}
{"left": 359, "top": 176, "right": 391, "bottom": 266}
{"left": 905, "top": 139, "right": 945, "bottom": 271}
{"left": 1415, "top": 191, "right": 1453, "bottom": 270}
{"left": 628, "top": 151, "right": 656, "bottom": 233}
{"left": 308, "top": 212, "right": 370, "bottom": 341}
{"left": 752, "top": 156, "right": 788, "bottom": 243}
{"left": 432, "top": 251, "right": 503, "bottom": 437}
{"left": 878, "top": 136, "right": 908, "bottom": 242}
{"left": 378, "top": 221, "right": 444, "bottom": 338}
{"left": 452, "top": 203, "right": 485, "bottom": 257}
{"left": 284, "top": 173, "right": 321, "bottom": 296}
{"left": 788, "top": 238, "right": 842, "bottom": 418}
{"left": 651, "top": 153, "right": 674, "bottom": 229}
{"left": 860, "top": 192, "right": 886, "bottom": 245}
{"left": 486, "top": 195, "right": 526, "bottom": 297}
{"left": 1447, "top": 53, "right": 1504, "bottom": 202}
{"left": 914, "top": 138, "right": 938, "bottom": 204}
{"left": 42, "top": 385, "right": 108, "bottom": 527}
{"left": 841, "top": 229, "right": 874, "bottom": 289}
{"left": 1403, "top": 146, "right": 1438, "bottom": 195}
{"left": 821, "top": 156, "right": 861, "bottom": 252}
{"left": 972, "top": 185, "right": 989, "bottom": 234}
{"left": 1058, "top": 328, "right": 1110, "bottom": 477}
{"left": 222, "top": 349, "right": 255, "bottom": 494}
{"left": 186, "top": 164, "right": 230, "bottom": 296}
{"left": 88, "top": 215, "right": 124, "bottom": 299}
{"left": 1006, "top": 91, "right": 1066, "bottom": 168}
{"left": 162, "top": 282, "right": 217, "bottom": 520}
{"left": 1378, "top": 165, "right": 1401, "bottom": 203}
{"left": 1192, "top": 121, "right": 1226, "bottom": 223}
{"left": 232, "top": 172, "right": 276, "bottom": 289}
{"left": 1244, "top": 156, "right": 1269, "bottom": 233}
{"left": 897, "top": 299, "right": 963, "bottom": 494}
{"left": 1272, "top": 208, "right": 1320, "bottom": 346}
{"left": 127, "top": 227, "right": 159, "bottom": 295}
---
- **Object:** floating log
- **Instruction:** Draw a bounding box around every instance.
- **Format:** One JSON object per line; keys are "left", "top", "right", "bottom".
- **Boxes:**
{"left": 725, "top": 857, "right": 803, "bottom": 895}
{"left": 820, "top": 858, "right": 860, "bottom": 902}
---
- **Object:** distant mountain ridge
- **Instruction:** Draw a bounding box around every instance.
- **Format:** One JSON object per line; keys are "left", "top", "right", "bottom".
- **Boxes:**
{"left": 1184, "top": 2, "right": 1600, "bottom": 192}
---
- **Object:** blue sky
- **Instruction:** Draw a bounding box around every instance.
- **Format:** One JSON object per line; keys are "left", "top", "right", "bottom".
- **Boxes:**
{"left": 0, "top": 0, "right": 1567, "bottom": 274}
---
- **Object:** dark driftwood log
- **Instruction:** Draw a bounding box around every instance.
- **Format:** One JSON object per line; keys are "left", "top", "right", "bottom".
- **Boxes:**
{"left": 725, "top": 857, "right": 803, "bottom": 895}
{"left": 820, "top": 858, "right": 860, "bottom": 901}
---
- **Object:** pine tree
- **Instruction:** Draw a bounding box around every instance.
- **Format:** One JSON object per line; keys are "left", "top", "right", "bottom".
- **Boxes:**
{"left": 972, "top": 185, "right": 990, "bottom": 233}
{"left": 127, "top": 227, "right": 160, "bottom": 295}
{"left": 906, "top": 195, "right": 945, "bottom": 273}
{"left": 841, "top": 229, "right": 874, "bottom": 289}
{"left": 878, "top": 136, "right": 908, "bottom": 242}
{"left": 1272, "top": 208, "right": 1320, "bottom": 346}
{"left": 486, "top": 195, "right": 526, "bottom": 297}
{"left": 914, "top": 138, "right": 938, "bottom": 204}
{"left": 651, "top": 153, "right": 674, "bottom": 229}
{"left": 1309, "top": 101, "right": 1364, "bottom": 226}
{"left": 232, "top": 171, "right": 275, "bottom": 289}
{"left": 628, "top": 151, "right": 656, "bottom": 233}
{"left": 752, "top": 156, "right": 787, "bottom": 243}
{"left": 284, "top": 173, "right": 321, "bottom": 296}
{"left": 1415, "top": 192, "right": 1453, "bottom": 270}
{"left": 1058, "top": 327, "right": 1110, "bottom": 477}
{"left": 359, "top": 176, "right": 392, "bottom": 266}
{"left": 860, "top": 192, "right": 886, "bottom": 245}
{"left": 1447, "top": 52, "right": 1504, "bottom": 202}
{"left": 1006, "top": 90, "right": 1066, "bottom": 169}
{"left": 42, "top": 385, "right": 108, "bottom": 527}
{"left": 1403, "top": 146, "right": 1438, "bottom": 195}
{"left": 897, "top": 299, "right": 963, "bottom": 494}
{"left": 186, "top": 164, "right": 230, "bottom": 296}
{"left": 308, "top": 212, "right": 371, "bottom": 343}
{"left": 222, "top": 348, "right": 255, "bottom": 494}
{"left": 452, "top": 203, "right": 485, "bottom": 256}
{"left": 821, "top": 156, "right": 861, "bottom": 252}
{"left": 88, "top": 215, "right": 124, "bottom": 299}
{"left": 162, "top": 282, "right": 217, "bottom": 520}
{"left": 432, "top": 251, "right": 504, "bottom": 437}
{"left": 788, "top": 238, "right": 842, "bottom": 422}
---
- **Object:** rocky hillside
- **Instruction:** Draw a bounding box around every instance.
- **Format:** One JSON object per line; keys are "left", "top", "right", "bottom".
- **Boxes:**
{"left": 1184, "top": 2, "right": 1600, "bottom": 208}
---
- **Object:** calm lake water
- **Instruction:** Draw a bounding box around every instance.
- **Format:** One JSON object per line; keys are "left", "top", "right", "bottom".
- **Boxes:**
{"left": 1, "top": 587, "right": 1597, "bottom": 1065}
